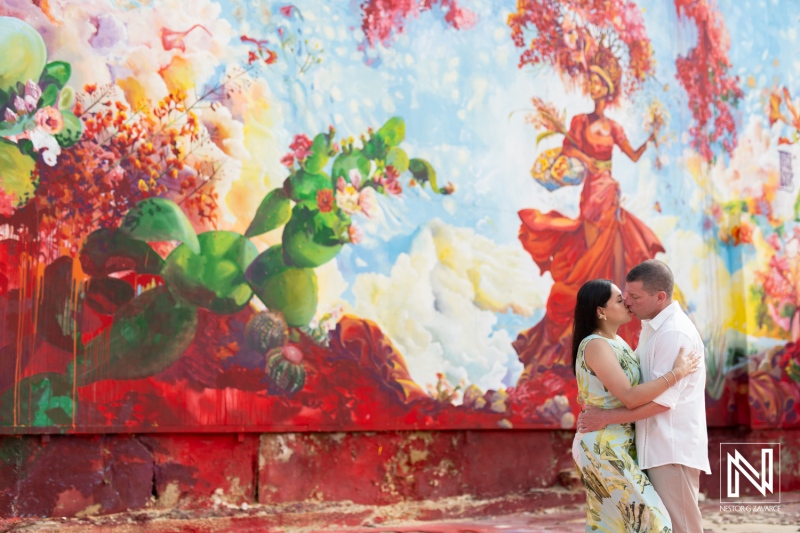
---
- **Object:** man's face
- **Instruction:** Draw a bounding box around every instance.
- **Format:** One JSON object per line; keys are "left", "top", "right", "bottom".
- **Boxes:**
{"left": 623, "top": 281, "right": 662, "bottom": 320}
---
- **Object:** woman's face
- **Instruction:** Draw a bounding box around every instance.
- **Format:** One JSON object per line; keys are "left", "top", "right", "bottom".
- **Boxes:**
{"left": 589, "top": 72, "right": 609, "bottom": 101}
{"left": 598, "top": 284, "right": 632, "bottom": 326}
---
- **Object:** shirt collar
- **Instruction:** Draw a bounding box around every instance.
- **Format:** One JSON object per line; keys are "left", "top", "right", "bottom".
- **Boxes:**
{"left": 641, "top": 301, "right": 680, "bottom": 331}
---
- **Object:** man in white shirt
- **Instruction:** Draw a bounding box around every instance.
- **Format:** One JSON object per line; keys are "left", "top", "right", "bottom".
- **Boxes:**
{"left": 577, "top": 260, "right": 710, "bottom": 533}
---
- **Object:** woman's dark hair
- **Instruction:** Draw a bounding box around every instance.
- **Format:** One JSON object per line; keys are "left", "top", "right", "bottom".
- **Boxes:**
{"left": 571, "top": 279, "right": 613, "bottom": 374}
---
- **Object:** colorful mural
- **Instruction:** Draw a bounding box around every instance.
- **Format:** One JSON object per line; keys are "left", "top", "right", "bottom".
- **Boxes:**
{"left": 1, "top": 0, "right": 799, "bottom": 434}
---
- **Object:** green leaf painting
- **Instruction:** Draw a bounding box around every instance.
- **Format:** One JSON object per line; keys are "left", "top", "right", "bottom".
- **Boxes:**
{"left": 386, "top": 147, "right": 410, "bottom": 174}
{"left": 287, "top": 169, "right": 332, "bottom": 202}
{"left": 282, "top": 204, "right": 345, "bottom": 268}
{"left": 162, "top": 231, "right": 258, "bottom": 314}
{"left": 0, "top": 139, "right": 36, "bottom": 206}
{"left": 246, "top": 245, "right": 318, "bottom": 327}
{"left": 331, "top": 150, "right": 370, "bottom": 184}
{"left": 245, "top": 188, "right": 292, "bottom": 238}
{"left": 0, "top": 374, "right": 73, "bottom": 427}
{"left": 41, "top": 61, "right": 71, "bottom": 89}
{"left": 76, "top": 286, "right": 198, "bottom": 384}
{"left": 38, "top": 82, "right": 58, "bottom": 108}
{"left": 376, "top": 116, "right": 405, "bottom": 147}
{"left": 79, "top": 227, "right": 164, "bottom": 277}
{"left": 54, "top": 111, "right": 82, "bottom": 148}
{"left": 304, "top": 132, "right": 334, "bottom": 174}
{"left": 120, "top": 197, "right": 200, "bottom": 253}
{"left": 408, "top": 158, "right": 440, "bottom": 192}
{"left": 0, "top": 16, "right": 47, "bottom": 93}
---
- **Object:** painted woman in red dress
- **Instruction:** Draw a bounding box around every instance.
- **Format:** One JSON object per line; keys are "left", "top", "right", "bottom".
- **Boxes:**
{"left": 514, "top": 48, "right": 664, "bottom": 380}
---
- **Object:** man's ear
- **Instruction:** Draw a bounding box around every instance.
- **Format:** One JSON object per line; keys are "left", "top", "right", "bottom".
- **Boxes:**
{"left": 657, "top": 291, "right": 667, "bottom": 304}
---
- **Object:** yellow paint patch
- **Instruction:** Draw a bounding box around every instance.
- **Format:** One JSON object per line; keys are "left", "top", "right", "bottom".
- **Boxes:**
{"left": 159, "top": 55, "right": 196, "bottom": 95}
{"left": 117, "top": 76, "right": 149, "bottom": 111}
{"left": 224, "top": 80, "right": 284, "bottom": 237}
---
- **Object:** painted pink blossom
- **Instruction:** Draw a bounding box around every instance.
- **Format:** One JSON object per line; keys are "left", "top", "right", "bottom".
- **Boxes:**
{"left": 282, "top": 344, "right": 303, "bottom": 363}
{"left": 383, "top": 166, "right": 402, "bottom": 195}
{"left": 361, "top": 0, "right": 476, "bottom": 48}
{"left": 23, "top": 80, "right": 42, "bottom": 112}
{"left": 358, "top": 187, "right": 379, "bottom": 218}
{"left": 348, "top": 168, "right": 362, "bottom": 189}
{"left": 280, "top": 5, "right": 294, "bottom": 17}
{"left": 0, "top": 190, "right": 16, "bottom": 218}
{"left": 34, "top": 107, "right": 64, "bottom": 135}
{"left": 348, "top": 224, "right": 364, "bottom": 244}
{"left": 13, "top": 96, "right": 27, "bottom": 114}
{"left": 767, "top": 233, "right": 782, "bottom": 251}
{"left": 103, "top": 166, "right": 126, "bottom": 187}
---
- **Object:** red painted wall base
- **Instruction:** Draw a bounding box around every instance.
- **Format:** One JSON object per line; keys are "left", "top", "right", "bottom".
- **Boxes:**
{"left": 1, "top": 428, "right": 798, "bottom": 519}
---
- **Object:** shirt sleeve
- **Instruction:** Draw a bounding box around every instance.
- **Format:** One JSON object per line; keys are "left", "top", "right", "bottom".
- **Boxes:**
{"left": 650, "top": 331, "right": 695, "bottom": 408}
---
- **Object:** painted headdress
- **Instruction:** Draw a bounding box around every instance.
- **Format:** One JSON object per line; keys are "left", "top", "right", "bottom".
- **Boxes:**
{"left": 588, "top": 44, "right": 623, "bottom": 102}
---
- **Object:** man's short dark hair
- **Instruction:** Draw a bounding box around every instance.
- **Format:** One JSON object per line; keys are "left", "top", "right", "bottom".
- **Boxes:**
{"left": 626, "top": 259, "right": 674, "bottom": 298}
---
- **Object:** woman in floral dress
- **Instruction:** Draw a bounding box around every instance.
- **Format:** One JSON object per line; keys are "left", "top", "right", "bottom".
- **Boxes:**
{"left": 571, "top": 279, "right": 700, "bottom": 532}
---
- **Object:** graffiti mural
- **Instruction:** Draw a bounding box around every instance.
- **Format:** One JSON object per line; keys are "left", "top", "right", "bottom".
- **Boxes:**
{"left": 0, "top": 0, "right": 799, "bottom": 433}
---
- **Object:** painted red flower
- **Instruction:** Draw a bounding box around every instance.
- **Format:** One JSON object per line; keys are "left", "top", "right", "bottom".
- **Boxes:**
{"left": 360, "top": 0, "right": 476, "bottom": 48}
{"left": 280, "top": 5, "right": 294, "bottom": 17}
{"left": 280, "top": 152, "right": 295, "bottom": 167}
{"left": 161, "top": 24, "right": 212, "bottom": 53}
{"left": 289, "top": 133, "right": 313, "bottom": 161}
{"left": 317, "top": 189, "right": 334, "bottom": 213}
{"left": 674, "top": 0, "right": 743, "bottom": 162}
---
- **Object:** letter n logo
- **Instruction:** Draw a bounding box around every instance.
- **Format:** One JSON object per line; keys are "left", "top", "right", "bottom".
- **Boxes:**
{"left": 720, "top": 443, "right": 781, "bottom": 504}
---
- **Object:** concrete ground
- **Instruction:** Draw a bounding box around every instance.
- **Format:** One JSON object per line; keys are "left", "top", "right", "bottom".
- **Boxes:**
{"left": 2, "top": 493, "right": 799, "bottom": 532}
{"left": 321, "top": 493, "right": 800, "bottom": 533}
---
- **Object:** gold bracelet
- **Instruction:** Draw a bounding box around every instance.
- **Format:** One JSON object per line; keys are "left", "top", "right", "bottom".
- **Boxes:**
{"left": 668, "top": 370, "right": 678, "bottom": 385}
{"left": 660, "top": 375, "right": 671, "bottom": 388}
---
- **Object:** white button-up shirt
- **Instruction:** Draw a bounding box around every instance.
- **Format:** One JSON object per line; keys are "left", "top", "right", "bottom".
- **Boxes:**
{"left": 635, "top": 301, "right": 711, "bottom": 474}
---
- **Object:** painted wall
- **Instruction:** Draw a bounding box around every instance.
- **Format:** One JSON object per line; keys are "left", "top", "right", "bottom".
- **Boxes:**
{"left": 0, "top": 0, "right": 799, "bottom": 434}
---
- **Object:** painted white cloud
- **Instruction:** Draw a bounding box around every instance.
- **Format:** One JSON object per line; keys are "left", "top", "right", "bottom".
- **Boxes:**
{"left": 350, "top": 219, "right": 551, "bottom": 394}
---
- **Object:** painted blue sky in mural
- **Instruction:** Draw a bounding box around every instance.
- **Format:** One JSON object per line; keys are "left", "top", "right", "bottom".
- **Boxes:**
{"left": 206, "top": 0, "right": 800, "bottom": 389}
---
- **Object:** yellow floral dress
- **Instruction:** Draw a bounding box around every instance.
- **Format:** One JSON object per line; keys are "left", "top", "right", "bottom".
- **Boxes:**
{"left": 572, "top": 334, "right": 672, "bottom": 533}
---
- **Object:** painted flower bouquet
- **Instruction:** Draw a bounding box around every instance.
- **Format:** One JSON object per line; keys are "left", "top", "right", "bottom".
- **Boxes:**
{"left": 0, "top": 17, "right": 83, "bottom": 214}
{"left": 527, "top": 97, "right": 586, "bottom": 191}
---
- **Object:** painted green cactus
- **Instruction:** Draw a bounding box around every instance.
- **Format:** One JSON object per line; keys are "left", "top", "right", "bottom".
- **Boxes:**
{"left": 266, "top": 345, "right": 306, "bottom": 395}
{"left": 74, "top": 117, "right": 446, "bottom": 383}
{"left": 240, "top": 117, "right": 449, "bottom": 325}
{"left": 245, "top": 310, "right": 289, "bottom": 354}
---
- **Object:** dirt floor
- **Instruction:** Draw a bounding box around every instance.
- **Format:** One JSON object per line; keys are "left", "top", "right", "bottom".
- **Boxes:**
{"left": 2, "top": 493, "right": 799, "bottom": 532}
